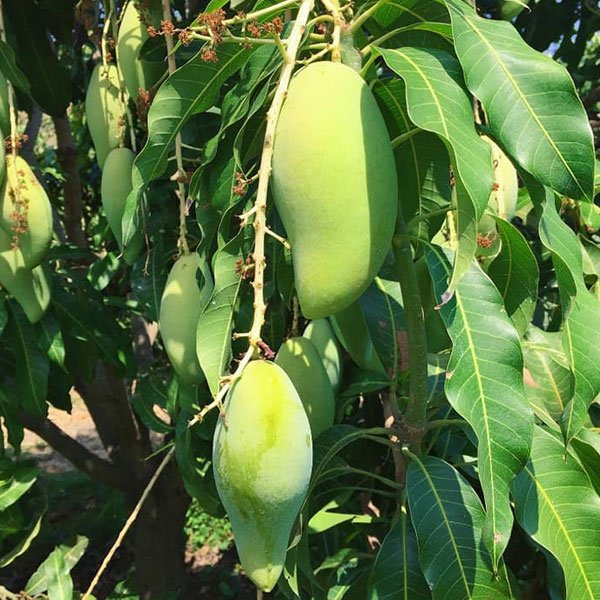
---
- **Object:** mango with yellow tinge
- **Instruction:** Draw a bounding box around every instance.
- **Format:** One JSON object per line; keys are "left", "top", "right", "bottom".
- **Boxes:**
{"left": 303, "top": 318, "right": 343, "bottom": 393}
{"left": 117, "top": 0, "right": 165, "bottom": 102}
{"left": 0, "top": 227, "right": 50, "bottom": 324}
{"left": 275, "top": 336, "right": 335, "bottom": 437}
{"left": 213, "top": 360, "right": 312, "bottom": 592}
{"left": 0, "top": 156, "right": 53, "bottom": 268}
{"left": 484, "top": 136, "right": 518, "bottom": 221}
{"left": 271, "top": 61, "right": 398, "bottom": 319}
{"left": 85, "top": 64, "right": 124, "bottom": 168}
{"left": 160, "top": 253, "right": 213, "bottom": 385}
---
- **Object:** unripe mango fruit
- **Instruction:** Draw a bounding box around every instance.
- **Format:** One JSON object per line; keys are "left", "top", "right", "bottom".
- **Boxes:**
{"left": 117, "top": 0, "right": 165, "bottom": 102}
{"left": 0, "top": 156, "right": 53, "bottom": 268}
{"left": 275, "top": 336, "right": 335, "bottom": 437}
{"left": 0, "top": 227, "right": 50, "bottom": 323}
{"left": 160, "top": 253, "right": 213, "bottom": 384}
{"left": 303, "top": 319, "right": 343, "bottom": 393}
{"left": 85, "top": 64, "right": 124, "bottom": 168}
{"left": 213, "top": 360, "right": 312, "bottom": 591}
{"left": 484, "top": 136, "right": 518, "bottom": 221}
{"left": 271, "top": 61, "right": 398, "bottom": 319}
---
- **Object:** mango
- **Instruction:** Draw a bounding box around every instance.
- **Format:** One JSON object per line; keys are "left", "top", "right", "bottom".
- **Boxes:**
{"left": 0, "top": 156, "right": 53, "bottom": 268}
{"left": 117, "top": 0, "right": 165, "bottom": 102}
{"left": 213, "top": 360, "right": 312, "bottom": 591}
{"left": 303, "top": 319, "right": 344, "bottom": 393}
{"left": 271, "top": 61, "right": 398, "bottom": 319}
{"left": 160, "top": 253, "right": 213, "bottom": 384}
{"left": 0, "top": 71, "right": 9, "bottom": 135}
{"left": 275, "top": 337, "right": 335, "bottom": 437}
{"left": 85, "top": 64, "right": 124, "bottom": 168}
{"left": 0, "top": 227, "right": 50, "bottom": 323}
{"left": 484, "top": 136, "right": 518, "bottom": 221}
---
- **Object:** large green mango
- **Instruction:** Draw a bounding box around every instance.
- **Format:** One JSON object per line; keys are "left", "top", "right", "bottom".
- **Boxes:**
{"left": 213, "top": 360, "right": 312, "bottom": 591}
{"left": 0, "top": 71, "right": 9, "bottom": 135}
{"left": 0, "top": 227, "right": 51, "bottom": 323}
{"left": 303, "top": 318, "right": 344, "bottom": 393}
{"left": 0, "top": 156, "right": 53, "bottom": 268}
{"left": 85, "top": 64, "right": 124, "bottom": 168}
{"left": 117, "top": 0, "right": 165, "bottom": 102}
{"left": 275, "top": 336, "right": 335, "bottom": 437}
{"left": 160, "top": 253, "right": 213, "bottom": 385}
{"left": 271, "top": 61, "right": 398, "bottom": 319}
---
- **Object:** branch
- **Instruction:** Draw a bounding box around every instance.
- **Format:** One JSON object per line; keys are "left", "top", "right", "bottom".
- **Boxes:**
{"left": 53, "top": 115, "right": 87, "bottom": 248}
{"left": 18, "top": 410, "right": 131, "bottom": 491}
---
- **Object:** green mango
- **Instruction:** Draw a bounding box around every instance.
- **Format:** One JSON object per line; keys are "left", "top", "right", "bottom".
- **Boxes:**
{"left": 85, "top": 64, "right": 124, "bottom": 168}
{"left": 275, "top": 337, "right": 335, "bottom": 436}
{"left": 213, "top": 360, "right": 312, "bottom": 591}
{"left": 331, "top": 301, "right": 386, "bottom": 375}
{"left": 0, "top": 155, "right": 53, "bottom": 268}
{"left": 0, "top": 71, "right": 9, "bottom": 135}
{"left": 0, "top": 227, "right": 50, "bottom": 323}
{"left": 484, "top": 136, "right": 518, "bottom": 220}
{"left": 160, "top": 252, "right": 213, "bottom": 385}
{"left": 117, "top": 0, "right": 165, "bottom": 102}
{"left": 271, "top": 61, "right": 398, "bottom": 319}
{"left": 303, "top": 318, "right": 343, "bottom": 393}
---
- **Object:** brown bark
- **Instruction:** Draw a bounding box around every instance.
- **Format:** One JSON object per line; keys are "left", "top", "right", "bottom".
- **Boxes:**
{"left": 53, "top": 114, "right": 87, "bottom": 248}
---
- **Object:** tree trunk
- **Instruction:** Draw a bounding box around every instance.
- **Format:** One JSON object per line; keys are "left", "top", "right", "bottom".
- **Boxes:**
{"left": 131, "top": 460, "right": 191, "bottom": 599}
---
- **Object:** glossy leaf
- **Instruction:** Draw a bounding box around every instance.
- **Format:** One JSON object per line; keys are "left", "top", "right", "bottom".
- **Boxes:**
{"left": 512, "top": 425, "right": 600, "bottom": 600}
{"left": 407, "top": 455, "right": 515, "bottom": 599}
{"left": 426, "top": 248, "right": 533, "bottom": 566}
{"left": 195, "top": 235, "right": 244, "bottom": 395}
{"left": 0, "top": 508, "right": 45, "bottom": 568}
{"left": 130, "top": 242, "right": 169, "bottom": 323}
{"left": 0, "top": 460, "right": 38, "bottom": 511}
{"left": 0, "top": 40, "right": 30, "bottom": 93}
{"left": 374, "top": 0, "right": 449, "bottom": 29}
{"left": 367, "top": 507, "right": 431, "bottom": 600}
{"left": 6, "top": 304, "right": 49, "bottom": 417}
{"left": 487, "top": 217, "right": 539, "bottom": 336}
{"left": 122, "top": 43, "right": 256, "bottom": 247}
{"left": 446, "top": 0, "right": 594, "bottom": 200}
{"left": 37, "top": 314, "right": 66, "bottom": 368}
{"left": 376, "top": 46, "right": 493, "bottom": 289}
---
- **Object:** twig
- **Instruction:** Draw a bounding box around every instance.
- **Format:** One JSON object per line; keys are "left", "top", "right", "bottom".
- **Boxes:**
{"left": 320, "top": 0, "right": 343, "bottom": 62}
{"left": 162, "top": 0, "right": 189, "bottom": 255}
{"left": 81, "top": 446, "right": 175, "bottom": 600}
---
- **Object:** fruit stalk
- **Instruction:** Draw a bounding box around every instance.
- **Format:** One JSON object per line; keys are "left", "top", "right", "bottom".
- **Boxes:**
{"left": 162, "top": 0, "right": 189, "bottom": 255}
{"left": 319, "top": 0, "right": 343, "bottom": 62}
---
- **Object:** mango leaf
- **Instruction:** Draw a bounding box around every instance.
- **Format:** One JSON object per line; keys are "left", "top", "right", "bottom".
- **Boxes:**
{"left": 367, "top": 507, "right": 431, "bottom": 600}
{"left": 571, "top": 429, "right": 600, "bottom": 497}
{"left": 523, "top": 326, "right": 573, "bottom": 422}
{"left": 531, "top": 186, "right": 600, "bottom": 442}
{"left": 446, "top": 0, "right": 594, "bottom": 200}
{"left": 6, "top": 304, "right": 49, "bottom": 417}
{"left": 373, "top": 79, "right": 452, "bottom": 234}
{"left": 512, "top": 425, "right": 600, "bottom": 600}
{"left": 131, "top": 376, "right": 173, "bottom": 435}
{"left": 4, "top": 0, "right": 70, "bottom": 116}
{"left": 122, "top": 44, "right": 257, "bottom": 248}
{"left": 374, "top": 0, "right": 449, "bottom": 29}
{"left": 376, "top": 47, "right": 493, "bottom": 290}
{"left": 0, "top": 386, "right": 23, "bottom": 451}
{"left": 25, "top": 536, "right": 88, "bottom": 596}
{"left": 195, "top": 234, "right": 244, "bottom": 395}
{"left": 426, "top": 247, "right": 533, "bottom": 567}
{"left": 0, "top": 460, "right": 38, "bottom": 511}
{"left": 44, "top": 551, "right": 72, "bottom": 600}
{"left": 487, "top": 217, "right": 539, "bottom": 336}
{"left": 130, "top": 241, "right": 169, "bottom": 322}
{"left": 0, "top": 506, "right": 45, "bottom": 568}
{"left": 406, "top": 456, "right": 515, "bottom": 599}
{"left": 37, "top": 313, "right": 66, "bottom": 368}
{"left": 0, "top": 40, "right": 30, "bottom": 93}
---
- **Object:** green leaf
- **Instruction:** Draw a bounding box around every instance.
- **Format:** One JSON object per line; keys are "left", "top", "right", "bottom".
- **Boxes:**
{"left": 6, "top": 303, "right": 49, "bottom": 417}
{"left": 426, "top": 248, "right": 533, "bottom": 566}
{"left": 4, "top": 0, "right": 70, "bottom": 116}
{"left": 132, "top": 376, "right": 173, "bottom": 435}
{"left": 374, "top": 0, "right": 449, "bottom": 29}
{"left": 0, "top": 506, "right": 45, "bottom": 568}
{"left": 375, "top": 47, "right": 493, "bottom": 289}
{"left": 25, "top": 536, "right": 88, "bottom": 596}
{"left": 0, "top": 40, "right": 31, "bottom": 93}
{"left": 373, "top": 79, "right": 452, "bottom": 233}
{"left": 195, "top": 235, "right": 244, "bottom": 395}
{"left": 122, "top": 44, "right": 256, "bottom": 248}
{"left": 367, "top": 507, "right": 431, "bottom": 600}
{"left": 512, "top": 425, "right": 600, "bottom": 600}
{"left": 446, "top": 0, "right": 594, "bottom": 200}
{"left": 406, "top": 456, "right": 515, "bottom": 599}
{"left": 45, "top": 550, "right": 73, "bottom": 600}
{"left": 130, "top": 242, "right": 169, "bottom": 322}
{"left": 37, "top": 313, "right": 66, "bottom": 368}
{"left": 523, "top": 326, "right": 573, "bottom": 423}
{"left": 532, "top": 188, "right": 600, "bottom": 442}
{"left": 0, "top": 460, "right": 38, "bottom": 511}
{"left": 487, "top": 217, "right": 539, "bottom": 336}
